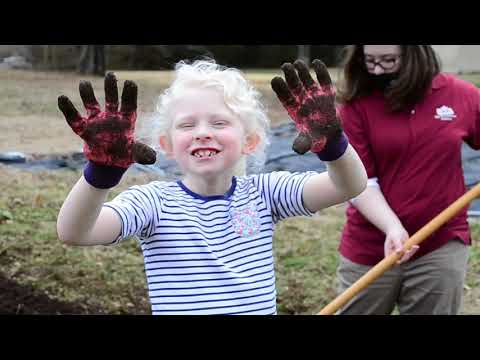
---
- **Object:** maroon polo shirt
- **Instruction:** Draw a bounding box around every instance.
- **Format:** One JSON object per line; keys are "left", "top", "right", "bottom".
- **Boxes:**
{"left": 339, "top": 73, "right": 480, "bottom": 266}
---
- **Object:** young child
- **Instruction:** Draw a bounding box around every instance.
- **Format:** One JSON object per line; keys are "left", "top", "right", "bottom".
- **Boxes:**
{"left": 56, "top": 59, "right": 367, "bottom": 315}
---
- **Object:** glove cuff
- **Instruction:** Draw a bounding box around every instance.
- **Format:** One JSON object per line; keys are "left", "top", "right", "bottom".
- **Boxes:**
{"left": 315, "top": 132, "right": 349, "bottom": 162}
{"left": 83, "top": 161, "right": 128, "bottom": 189}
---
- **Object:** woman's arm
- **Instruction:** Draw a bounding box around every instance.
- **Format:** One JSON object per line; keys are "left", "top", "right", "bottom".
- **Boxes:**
{"left": 351, "top": 185, "right": 404, "bottom": 233}
{"left": 350, "top": 185, "right": 418, "bottom": 263}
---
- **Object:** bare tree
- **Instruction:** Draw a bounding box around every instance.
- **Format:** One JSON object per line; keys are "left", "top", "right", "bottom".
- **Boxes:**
{"left": 297, "top": 45, "right": 311, "bottom": 65}
{"left": 77, "top": 45, "right": 105, "bottom": 76}
{"left": 42, "top": 45, "right": 58, "bottom": 70}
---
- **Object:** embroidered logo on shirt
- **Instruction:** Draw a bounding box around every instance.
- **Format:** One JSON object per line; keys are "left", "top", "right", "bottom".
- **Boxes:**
{"left": 230, "top": 203, "right": 261, "bottom": 238}
{"left": 434, "top": 106, "right": 457, "bottom": 121}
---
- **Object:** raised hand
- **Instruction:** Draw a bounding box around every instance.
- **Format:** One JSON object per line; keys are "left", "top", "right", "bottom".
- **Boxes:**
{"left": 271, "top": 59, "right": 342, "bottom": 155}
{"left": 58, "top": 72, "right": 156, "bottom": 168}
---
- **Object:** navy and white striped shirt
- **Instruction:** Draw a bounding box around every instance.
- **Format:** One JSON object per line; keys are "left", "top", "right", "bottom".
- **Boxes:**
{"left": 104, "top": 171, "right": 315, "bottom": 315}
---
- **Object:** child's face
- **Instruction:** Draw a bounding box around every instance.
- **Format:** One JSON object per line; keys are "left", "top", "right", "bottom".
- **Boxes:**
{"left": 160, "top": 87, "right": 257, "bottom": 180}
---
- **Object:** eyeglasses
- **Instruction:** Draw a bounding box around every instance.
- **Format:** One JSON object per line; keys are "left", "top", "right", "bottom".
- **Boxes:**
{"left": 364, "top": 55, "right": 400, "bottom": 71}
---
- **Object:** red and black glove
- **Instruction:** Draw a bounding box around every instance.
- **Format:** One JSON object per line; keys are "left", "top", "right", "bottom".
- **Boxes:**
{"left": 58, "top": 72, "right": 156, "bottom": 188}
{"left": 271, "top": 59, "right": 347, "bottom": 160}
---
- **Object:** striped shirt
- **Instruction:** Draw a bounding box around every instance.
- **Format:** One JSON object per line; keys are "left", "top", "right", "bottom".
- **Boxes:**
{"left": 104, "top": 171, "right": 315, "bottom": 315}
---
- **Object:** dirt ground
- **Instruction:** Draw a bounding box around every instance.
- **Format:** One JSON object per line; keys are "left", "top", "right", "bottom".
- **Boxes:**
{"left": 0, "top": 273, "right": 106, "bottom": 315}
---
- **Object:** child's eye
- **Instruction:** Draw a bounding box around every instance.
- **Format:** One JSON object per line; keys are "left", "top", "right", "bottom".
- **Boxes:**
{"left": 213, "top": 120, "right": 228, "bottom": 126}
{"left": 178, "top": 123, "right": 194, "bottom": 129}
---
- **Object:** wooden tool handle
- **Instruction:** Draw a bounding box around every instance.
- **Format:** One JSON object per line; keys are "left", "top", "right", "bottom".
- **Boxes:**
{"left": 318, "top": 183, "right": 480, "bottom": 315}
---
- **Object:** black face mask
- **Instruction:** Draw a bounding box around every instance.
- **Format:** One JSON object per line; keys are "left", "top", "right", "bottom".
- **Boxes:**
{"left": 368, "top": 72, "right": 399, "bottom": 92}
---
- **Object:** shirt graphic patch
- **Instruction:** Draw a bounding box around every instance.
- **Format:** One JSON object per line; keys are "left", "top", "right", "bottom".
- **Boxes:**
{"left": 230, "top": 203, "right": 261, "bottom": 238}
{"left": 434, "top": 105, "right": 456, "bottom": 121}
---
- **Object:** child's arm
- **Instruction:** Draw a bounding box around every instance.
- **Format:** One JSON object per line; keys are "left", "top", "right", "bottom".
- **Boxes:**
{"left": 271, "top": 59, "right": 367, "bottom": 212}
{"left": 57, "top": 176, "right": 121, "bottom": 246}
{"left": 56, "top": 72, "right": 156, "bottom": 246}
{"left": 302, "top": 144, "right": 366, "bottom": 212}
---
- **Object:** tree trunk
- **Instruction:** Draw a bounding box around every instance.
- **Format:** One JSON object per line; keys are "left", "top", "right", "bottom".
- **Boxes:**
{"left": 43, "top": 45, "right": 49, "bottom": 69}
{"left": 77, "top": 45, "right": 105, "bottom": 76}
{"left": 297, "top": 45, "right": 310, "bottom": 66}
{"left": 93, "top": 45, "right": 105, "bottom": 76}
{"left": 77, "top": 45, "right": 91, "bottom": 74}
{"left": 51, "top": 45, "right": 58, "bottom": 70}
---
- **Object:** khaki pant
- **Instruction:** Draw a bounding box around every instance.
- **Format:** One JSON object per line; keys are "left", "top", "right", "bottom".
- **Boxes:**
{"left": 336, "top": 240, "right": 469, "bottom": 315}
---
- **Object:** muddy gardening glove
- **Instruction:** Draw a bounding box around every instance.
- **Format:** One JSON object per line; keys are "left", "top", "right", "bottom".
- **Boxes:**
{"left": 58, "top": 72, "right": 156, "bottom": 189}
{"left": 271, "top": 59, "right": 348, "bottom": 161}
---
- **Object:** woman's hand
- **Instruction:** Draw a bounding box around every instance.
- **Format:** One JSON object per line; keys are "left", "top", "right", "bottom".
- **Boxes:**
{"left": 384, "top": 225, "right": 419, "bottom": 264}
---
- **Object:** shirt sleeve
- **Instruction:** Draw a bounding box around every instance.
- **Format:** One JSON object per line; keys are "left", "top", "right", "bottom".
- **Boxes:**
{"left": 103, "top": 183, "right": 160, "bottom": 243}
{"left": 339, "top": 103, "right": 378, "bottom": 178}
{"left": 465, "top": 88, "right": 480, "bottom": 150}
{"left": 254, "top": 171, "right": 316, "bottom": 223}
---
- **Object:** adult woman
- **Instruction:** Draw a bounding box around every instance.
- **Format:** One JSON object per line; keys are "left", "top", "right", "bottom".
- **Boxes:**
{"left": 336, "top": 45, "right": 479, "bottom": 314}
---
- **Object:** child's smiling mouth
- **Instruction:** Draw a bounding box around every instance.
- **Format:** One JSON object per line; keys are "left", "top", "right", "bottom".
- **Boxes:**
{"left": 191, "top": 148, "right": 221, "bottom": 159}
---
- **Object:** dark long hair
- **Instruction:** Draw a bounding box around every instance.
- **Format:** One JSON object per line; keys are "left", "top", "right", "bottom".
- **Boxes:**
{"left": 337, "top": 45, "right": 441, "bottom": 112}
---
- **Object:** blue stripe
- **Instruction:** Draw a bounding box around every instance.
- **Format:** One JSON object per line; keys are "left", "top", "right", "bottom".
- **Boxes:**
{"left": 145, "top": 254, "right": 272, "bottom": 271}
{"left": 145, "top": 252, "right": 217, "bottom": 265}
{"left": 114, "top": 205, "right": 131, "bottom": 236}
{"left": 161, "top": 194, "right": 261, "bottom": 212}
{"left": 294, "top": 173, "right": 310, "bottom": 216}
{"left": 144, "top": 244, "right": 271, "bottom": 262}
{"left": 146, "top": 230, "right": 236, "bottom": 242}
{"left": 137, "top": 186, "right": 161, "bottom": 234}
{"left": 229, "top": 254, "right": 272, "bottom": 270}
{"left": 163, "top": 191, "right": 233, "bottom": 204}
{"left": 265, "top": 173, "right": 277, "bottom": 221}
{"left": 280, "top": 176, "right": 295, "bottom": 216}
{"left": 161, "top": 210, "right": 231, "bottom": 222}
{"left": 225, "top": 305, "right": 277, "bottom": 315}
{"left": 154, "top": 218, "right": 267, "bottom": 231}
{"left": 146, "top": 261, "right": 273, "bottom": 279}
{"left": 299, "top": 174, "right": 314, "bottom": 216}
{"left": 215, "top": 238, "right": 272, "bottom": 259}
{"left": 223, "top": 248, "right": 272, "bottom": 265}
{"left": 147, "top": 268, "right": 273, "bottom": 284}
{"left": 153, "top": 220, "right": 271, "bottom": 235}
{"left": 122, "top": 189, "right": 153, "bottom": 226}
{"left": 148, "top": 274, "right": 274, "bottom": 291}
{"left": 153, "top": 211, "right": 270, "bottom": 232}
{"left": 143, "top": 250, "right": 210, "bottom": 259}
{"left": 146, "top": 263, "right": 225, "bottom": 270}
{"left": 152, "top": 289, "right": 276, "bottom": 305}
{"left": 288, "top": 175, "right": 303, "bottom": 216}
{"left": 149, "top": 282, "right": 275, "bottom": 298}
{"left": 275, "top": 175, "right": 292, "bottom": 219}
{"left": 156, "top": 214, "right": 230, "bottom": 228}
{"left": 292, "top": 175, "right": 307, "bottom": 216}
{"left": 151, "top": 296, "right": 276, "bottom": 312}
{"left": 143, "top": 230, "right": 272, "bottom": 249}
{"left": 144, "top": 240, "right": 272, "bottom": 264}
